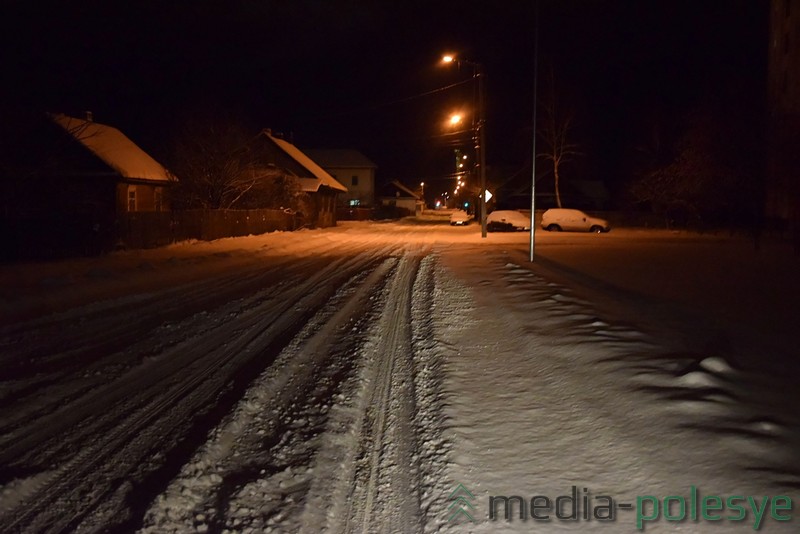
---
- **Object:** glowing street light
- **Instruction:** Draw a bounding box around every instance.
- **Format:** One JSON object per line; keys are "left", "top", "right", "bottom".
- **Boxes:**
{"left": 442, "top": 53, "right": 488, "bottom": 238}
{"left": 449, "top": 113, "right": 463, "bottom": 127}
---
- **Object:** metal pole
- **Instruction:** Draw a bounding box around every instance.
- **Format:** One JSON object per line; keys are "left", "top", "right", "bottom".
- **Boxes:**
{"left": 529, "top": 0, "right": 539, "bottom": 262}
{"left": 477, "top": 63, "right": 487, "bottom": 238}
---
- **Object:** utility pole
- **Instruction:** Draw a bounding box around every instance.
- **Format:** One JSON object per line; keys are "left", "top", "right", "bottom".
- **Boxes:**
{"left": 530, "top": 0, "right": 540, "bottom": 261}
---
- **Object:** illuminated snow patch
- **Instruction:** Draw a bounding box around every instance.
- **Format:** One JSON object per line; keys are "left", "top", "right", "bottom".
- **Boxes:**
{"left": 699, "top": 356, "right": 736, "bottom": 375}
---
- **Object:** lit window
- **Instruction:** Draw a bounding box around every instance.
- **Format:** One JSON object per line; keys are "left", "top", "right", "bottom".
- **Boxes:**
{"left": 349, "top": 199, "right": 360, "bottom": 206}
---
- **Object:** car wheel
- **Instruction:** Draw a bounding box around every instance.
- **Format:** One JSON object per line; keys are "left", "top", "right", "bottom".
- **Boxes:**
{"left": 590, "top": 225, "right": 603, "bottom": 233}
{"left": 547, "top": 224, "right": 561, "bottom": 232}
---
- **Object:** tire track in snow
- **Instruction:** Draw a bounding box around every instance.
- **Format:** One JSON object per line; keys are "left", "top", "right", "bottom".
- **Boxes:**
{"left": 0, "top": 244, "right": 402, "bottom": 533}
{"left": 0, "top": 241, "right": 391, "bottom": 462}
{"left": 0, "top": 268, "right": 299, "bottom": 434}
{"left": 409, "top": 254, "right": 454, "bottom": 533}
{"left": 358, "top": 252, "right": 422, "bottom": 534}
{"left": 300, "top": 249, "right": 427, "bottom": 534}
{"left": 0, "top": 238, "right": 347, "bottom": 415}
{"left": 138, "top": 254, "right": 401, "bottom": 533}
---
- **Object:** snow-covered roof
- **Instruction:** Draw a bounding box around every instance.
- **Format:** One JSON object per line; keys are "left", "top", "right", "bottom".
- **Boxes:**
{"left": 303, "top": 149, "right": 377, "bottom": 169}
{"left": 263, "top": 132, "right": 348, "bottom": 193}
{"left": 378, "top": 180, "right": 420, "bottom": 200}
{"left": 296, "top": 177, "right": 322, "bottom": 193}
{"left": 50, "top": 113, "right": 173, "bottom": 182}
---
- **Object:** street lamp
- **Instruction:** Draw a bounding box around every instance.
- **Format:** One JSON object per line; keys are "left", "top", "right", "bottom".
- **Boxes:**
{"left": 529, "top": 0, "right": 540, "bottom": 262}
{"left": 442, "top": 53, "right": 488, "bottom": 238}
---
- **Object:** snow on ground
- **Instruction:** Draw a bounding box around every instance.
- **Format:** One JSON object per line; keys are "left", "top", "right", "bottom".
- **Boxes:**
{"left": 432, "top": 249, "right": 799, "bottom": 532}
{"left": 1, "top": 216, "right": 798, "bottom": 533}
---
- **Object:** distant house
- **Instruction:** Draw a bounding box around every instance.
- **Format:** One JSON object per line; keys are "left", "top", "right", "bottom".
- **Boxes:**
{"left": 0, "top": 112, "right": 174, "bottom": 258}
{"left": 303, "top": 149, "right": 376, "bottom": 208}
{"left": 377, "top": 180, "right": 422, "bottom": 216}
{"left": 253, "top": 132, "right": 348, "bottom": 227}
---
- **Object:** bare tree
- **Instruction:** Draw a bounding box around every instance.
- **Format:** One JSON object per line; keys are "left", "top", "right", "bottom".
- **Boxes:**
{"left": 237, "top": 165, "right": 306, "bottom": 211}
{"left": 169, "top": 118, "right": 262, "bottom": 210}
{"left": 537, "top": 70, "right": 580, "bottom": 208}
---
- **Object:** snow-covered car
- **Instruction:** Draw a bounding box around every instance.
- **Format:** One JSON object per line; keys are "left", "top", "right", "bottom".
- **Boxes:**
{"left": 487, "top": 210, "right": 531, "bottom": 232}
{"left": 541, "top": 208, "right": 610, "bottom": 233}
{"left": 449, "top": 210, "right": 472, "bottom": 226}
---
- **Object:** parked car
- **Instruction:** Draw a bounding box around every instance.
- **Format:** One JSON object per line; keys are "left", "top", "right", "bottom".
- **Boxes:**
{"left": 541, "top": 208, "right": 610, "bottom": 233}
{"left": 487, "top": 210, "right": 531, "bottom": 231}
{"left": 449, "top": 209, "right": 473, "bottom": 226}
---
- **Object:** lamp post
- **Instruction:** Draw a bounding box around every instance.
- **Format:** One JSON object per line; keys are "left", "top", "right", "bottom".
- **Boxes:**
{"left": 443, "top": 54, "right": 488, "bottom": 238}
{"left": 530, "top": 0, "right": 540, "bottom": 262}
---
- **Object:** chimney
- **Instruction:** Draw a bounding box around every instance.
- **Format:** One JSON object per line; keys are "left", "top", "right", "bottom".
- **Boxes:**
{"left": 85, "top": 110, "right": 93, "bottom": 122}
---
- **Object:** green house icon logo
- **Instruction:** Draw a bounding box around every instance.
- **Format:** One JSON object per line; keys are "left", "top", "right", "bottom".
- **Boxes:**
{"left": 448, "top": 483, "right": 476, "bottom": 523}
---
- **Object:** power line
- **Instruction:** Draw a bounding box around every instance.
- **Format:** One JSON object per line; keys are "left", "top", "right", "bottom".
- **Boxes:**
{"left": 293, "top": 79, "right": 473, "bottom": 123}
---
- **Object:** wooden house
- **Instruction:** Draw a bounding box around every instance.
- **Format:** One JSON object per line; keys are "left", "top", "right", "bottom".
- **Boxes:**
{"left": 253, "top": 131, "right": 348, "bottom": 228}
{"left": 0, "top": 112, "right": 174, "bottom": 258}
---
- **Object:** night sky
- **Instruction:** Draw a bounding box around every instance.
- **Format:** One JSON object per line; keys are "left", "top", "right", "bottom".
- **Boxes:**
{"left": 2, "top": 0, "right": 767, "bottom": 198}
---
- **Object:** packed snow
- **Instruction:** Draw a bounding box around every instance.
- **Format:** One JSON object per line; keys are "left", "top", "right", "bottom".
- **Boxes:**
{"left": 1, "top": 216, "right": 798, "bottom": 533}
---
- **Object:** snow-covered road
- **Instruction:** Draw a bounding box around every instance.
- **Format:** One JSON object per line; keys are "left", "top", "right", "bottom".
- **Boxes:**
{"left": 1, "top": 220, "right": 798, "bottom": 533}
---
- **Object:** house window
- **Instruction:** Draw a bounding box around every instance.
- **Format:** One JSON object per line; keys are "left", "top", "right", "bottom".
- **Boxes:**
{"left": 352, "top": 176, "right": 359, "bottom": 186}
{"left": 349, "top": 199, "right": 360, "bottom": 207}
{"left": 154, "top": 187, "right": 163, "bottom": 212}
{"left": 127, "top": 185, "right": 137, "bottom": 212}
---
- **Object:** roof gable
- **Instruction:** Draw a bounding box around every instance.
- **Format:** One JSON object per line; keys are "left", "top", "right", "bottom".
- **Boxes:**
{"left": 261, "top": 132, "right": 348, "bottom": 193}
{"left": 50, "top": 113, "right": 172, "bottom": 182}
{"left": 378, "top": 180, "right": 420, "bottom": 200}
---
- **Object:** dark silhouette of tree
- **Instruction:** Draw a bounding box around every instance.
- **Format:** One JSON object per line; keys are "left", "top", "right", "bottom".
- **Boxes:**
{"left": 168, "top": 118, "right": 304, "bottom": 211}
{"left": 629, "top": 105, "right": 756, "bottom": 228}
{"left": 169, "top": 118, "right": 261, "bottom": 209}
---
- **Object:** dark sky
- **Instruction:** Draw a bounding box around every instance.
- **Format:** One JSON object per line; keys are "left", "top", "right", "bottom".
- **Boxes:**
{"left": 2, "top": 0, "right": 767, "bottom": 193}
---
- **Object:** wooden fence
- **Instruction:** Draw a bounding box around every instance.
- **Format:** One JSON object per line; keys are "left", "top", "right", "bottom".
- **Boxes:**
{"left": 117, "top": 209, "right": 298, "bottom": 249}
{"left": 0, "top": 208, "right": 300, "bottom": 261}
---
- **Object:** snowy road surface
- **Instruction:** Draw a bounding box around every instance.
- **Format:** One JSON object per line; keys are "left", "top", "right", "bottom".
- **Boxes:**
{"left": 1, "top": 219, "right": 798, "bottom": 533}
